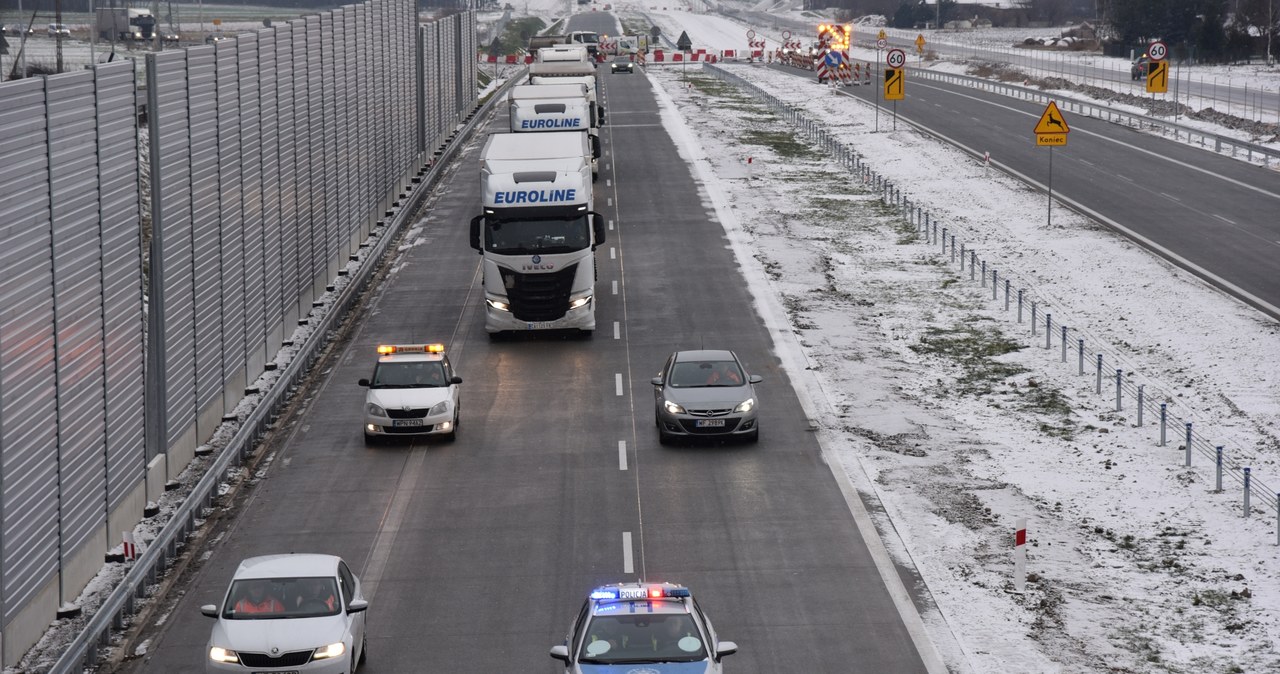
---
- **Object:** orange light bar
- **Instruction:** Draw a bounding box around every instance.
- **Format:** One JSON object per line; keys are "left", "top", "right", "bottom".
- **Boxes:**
{"left": 376, "top": 343, "right": 444, "bottom": 355}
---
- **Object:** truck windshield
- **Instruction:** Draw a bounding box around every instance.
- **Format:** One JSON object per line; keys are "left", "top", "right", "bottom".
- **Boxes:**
{"left": 486, "top": 216, "right": 591, "bottom": 255}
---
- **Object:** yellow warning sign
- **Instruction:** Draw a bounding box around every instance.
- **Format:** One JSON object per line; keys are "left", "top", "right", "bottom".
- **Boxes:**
{"left": 915, "top": 34, "right": 926, "bottom": 53}
{"left": 884, "top": 67, "right": 904, "bottom": 100}
{"left": 878, "top": 29, "right": 887, "bottom": 41}
{"left": 1146, "top": 61, "right": 1168, "bottom": 93}
{"left": 1034, "top": 101, "right": 1069, "bottom": 146}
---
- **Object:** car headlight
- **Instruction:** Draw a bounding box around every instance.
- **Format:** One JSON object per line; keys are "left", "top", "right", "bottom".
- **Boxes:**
{"left": 429, "top": 401, "right": 449, "bottom": 416}
{"left": 734, "top": 398, "right": 755, "bottom": 413}
{"left": 486, "top": 298, "right": 511, "bottom": 312}
{"left": 568, "top": 295, "right": 592, "bottom": 310}
{"left": 312, "top": 642, "right": 346, "bottom": 660}
{"left": 366, "top": 402, "right": 387, "bottom": 417}
{"left": 663, "top": 400, "right": 686, "bottom": 415}
{"left": 209, "top": 647, "right": 240, "bottom": 664}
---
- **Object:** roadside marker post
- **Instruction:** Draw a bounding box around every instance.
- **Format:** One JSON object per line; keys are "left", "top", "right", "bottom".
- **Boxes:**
{"left": 1013, "top": 518, "right": 1027, "bottom": 593}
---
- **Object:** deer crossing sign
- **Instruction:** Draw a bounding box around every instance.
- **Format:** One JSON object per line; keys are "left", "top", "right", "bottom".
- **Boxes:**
{"left": 1033, "top": 101, "right": 1069, "bottom": 146}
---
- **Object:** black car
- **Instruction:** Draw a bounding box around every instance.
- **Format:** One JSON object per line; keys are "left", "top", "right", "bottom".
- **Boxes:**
{"left": 610, "top": 58, "right": 634, "bottom": 74}
{"left": 1131, "top": 55, "right": 1152, "bottom": 80}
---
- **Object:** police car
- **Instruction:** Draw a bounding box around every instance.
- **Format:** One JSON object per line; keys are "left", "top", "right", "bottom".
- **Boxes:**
{"left": 550, "top": 582, "right": 738, "bottom": 673}
{"left": 357, "top": 344, "right": 461, "bottom": 444}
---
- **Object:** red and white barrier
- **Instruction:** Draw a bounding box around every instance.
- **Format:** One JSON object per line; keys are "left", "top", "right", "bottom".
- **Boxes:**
{"left": 122, "top": 531, "right": 138, "bottom": 561}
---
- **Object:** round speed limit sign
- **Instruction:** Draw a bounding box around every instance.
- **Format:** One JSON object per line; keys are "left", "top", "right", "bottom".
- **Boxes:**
{"left": 1147, "top": 41, "right": 1167, "bottom": 61}
{"left": 747, "top": 30, "right": 756, "bottom": 39}
{"left": 782, "top": 30, "right": 791, "bottom": 40}
{"left": 876, "top": 38, "right": 887, "bottom": 50}
{"left": 886, "top": 48, "right": 906, "bottom": 68}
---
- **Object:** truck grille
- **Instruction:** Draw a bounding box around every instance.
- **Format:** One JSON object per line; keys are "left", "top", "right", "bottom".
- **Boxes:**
{"left": 500, "top": 265, "right": 578, "bottom": 321}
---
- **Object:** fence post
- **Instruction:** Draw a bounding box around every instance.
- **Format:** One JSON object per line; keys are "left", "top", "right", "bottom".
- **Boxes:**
{"left": 1078, "top": 339, "right": 1084, "bottom": 375}
{"left": 992, "top": 269, "right": 998, "bottom": 298}
{"left": 1215, "top": 447, "right": 1223, "bottom": 492}
{"left": 960, "top": 243, "right": 965, "bottom": 270}
{"left": 1159, "top": 404, "right": 1167, "bottom": 446}
{"left": 1185, "top": 423, "right": 1193, "bottom": 466}
{"left": 1095, "top": 354, "right": 1103, "bottom": 394}
{"left": 1115, "top": 369, "right": 1122, "bottom": 411}
{"left": 951, "top": 236, "right": 957, "bottom": 263}
{"left": 1031, "top": 303, "right": 1037, "bottom": 335}
{"left": 969, "top": 250, "right": 976, "bottom": 280}
{"left": 1045, "top": 314, "right": 1052, "bottom": 349}
{"left": 981, "top": 261, "right": 986, "bottom": 287}
{"left": 1136, "top": 385, "right": 1144, "bottom": 425}
{"left": 941, "top": 227, "right": 947, "bottom": 253}
{"left": 1017, "top": 290, "right": 1023, "bottom": 323}
{"left": 1005, "top": 279, "right": 1011, "bottom": 311}
{"left": 1060, "top": 326, "right": 1067, "bottom": 361}
{"left": 1243, "top": 468, "right": 1251, "bottom": 517}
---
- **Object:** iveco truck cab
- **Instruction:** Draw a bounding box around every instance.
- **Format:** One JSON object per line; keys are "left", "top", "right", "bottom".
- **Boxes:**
{"left": 472, "top": 133, "right": 606, "bottom": 337}
{"left": 508, "top": 83, "right": 601, "bottom": 179}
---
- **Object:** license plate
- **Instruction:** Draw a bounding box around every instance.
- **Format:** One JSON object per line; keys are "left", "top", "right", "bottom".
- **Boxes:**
{"left": 525, "top": 321, "right": 557, "bottom": 330}
{"left": 392, "top": 419, "right": 424, "bottom": 427}
{"left": 253, "top": 672, "right": 298, "bottom": 674}
{"left": 695, "top": 419, "right": 726, "bottom": 428}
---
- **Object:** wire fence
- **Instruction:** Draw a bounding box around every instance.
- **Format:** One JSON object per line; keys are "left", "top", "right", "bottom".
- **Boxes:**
{"left": 705, "top": 63, "right": 1280, "bottom": 543}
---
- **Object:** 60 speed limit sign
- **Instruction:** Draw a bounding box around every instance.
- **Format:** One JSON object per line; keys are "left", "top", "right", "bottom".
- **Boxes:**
{"left": 886, "top": 48, "right": 906, "bottom": 68}
{"left": 1147, "top": 41, "right": 1167, "bottom": 61}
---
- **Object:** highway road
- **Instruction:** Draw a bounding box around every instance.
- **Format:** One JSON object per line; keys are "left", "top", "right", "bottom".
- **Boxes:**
{"left": 767, "top": 60, "right": 1280, "bottom": 319}
{"left": 115, "top": 13, "right": 940, "bottom": 674}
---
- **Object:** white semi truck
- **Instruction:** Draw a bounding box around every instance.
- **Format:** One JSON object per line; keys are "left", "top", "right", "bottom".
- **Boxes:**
{"left": 508, "top": 83, "right": 600, "bottom": 179}
{"left": 528, "top": 61, "right": 605, "bottom": 136}
{"left": 471, "top": 132, "right": 606, "bottom": 337}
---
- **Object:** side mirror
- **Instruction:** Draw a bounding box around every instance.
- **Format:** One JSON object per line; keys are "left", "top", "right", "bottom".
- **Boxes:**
{"left": 450, "top": 376, "right": 463, "bottom": 384}
{"left": 346, "top": 599, "right": 369, "bottom": 614}
{"left": 748, "top": 374, "right": 762, "bottom": 384}
{"left": 590, "top": 134, "right": 601, "bottom": 160}
{"left": 358, "top": 378, "right": 370, "bottom": 387}
{"left": 650, "top": 377, "right": 663, "bottom": 386}
{"left": 200, "top": 604, "right": 219, "bottom": 618}
{"left": 715, "top": 641, "right": 739, "bottom": 659}
{"left": 549, "top": 645, "right": 570, "bottom": 662}
{"left": 590, "top": 212, "right": 606, "bottom": 246}
{"left": 469, "top": 215, "right": 484, "bottom": 252}
{"left": 597, "top": 103, "right": 606, "bottom": 123}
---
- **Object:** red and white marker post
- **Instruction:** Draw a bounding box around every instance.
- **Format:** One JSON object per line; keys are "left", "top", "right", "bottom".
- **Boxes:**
{"left": 122, "top": 531, "right": 138, "bottom": 561}
{"left": 1013, "top": 518, "right": 1027, "bottom": 593}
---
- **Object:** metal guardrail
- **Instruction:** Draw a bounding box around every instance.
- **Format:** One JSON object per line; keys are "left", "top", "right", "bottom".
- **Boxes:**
{"left": 48, "top": 73, "right": 522, "bottom": 674}
{"left": 705, "top": 62, "right": 1280, "bottom": 538}
{"left": 896, "top": 63, "right": 1280, "bottom": 168}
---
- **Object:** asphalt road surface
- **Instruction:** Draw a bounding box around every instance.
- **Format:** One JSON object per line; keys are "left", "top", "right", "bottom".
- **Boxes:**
{"left": 117, "top": 13, "right": 938, "bottom": 674}
{"left": 779, "top": 60, "right": 1280, "bottom": 319}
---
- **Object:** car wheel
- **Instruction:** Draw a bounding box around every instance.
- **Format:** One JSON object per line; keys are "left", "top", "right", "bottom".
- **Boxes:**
{"left": 657, "top": 423, "right": 672, "bottom": 446}
{"left": 488, "top": 331, "right": 505, "bottom": 342}
{"left": 745, "top": 428, "right": 759, "bottom": 444}
{"left": 445, "top": 412, "right": 459, "bottom": 442}
{"left": 363, "top": 432, "right": 379, "bottom": 447}
{"left": 359, "top": 633, "right": 368, "bottom": 665}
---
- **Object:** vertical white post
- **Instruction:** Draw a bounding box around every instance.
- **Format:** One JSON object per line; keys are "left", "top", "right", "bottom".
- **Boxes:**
{"left": 1013, "top": 518, "right": 1027, "bottom": 593}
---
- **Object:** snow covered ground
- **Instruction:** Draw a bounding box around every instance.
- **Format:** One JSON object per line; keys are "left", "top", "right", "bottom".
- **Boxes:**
{"left": 636, "top": 44, "right": 1280, "bottom": 674}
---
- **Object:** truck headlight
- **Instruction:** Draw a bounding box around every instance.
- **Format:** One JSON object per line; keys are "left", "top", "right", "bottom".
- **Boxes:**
{"left": 568, "top": 295, "right": 592, "bottom": 310}
{"left": 486, "top": 298, "right": 511, "bottom": 312}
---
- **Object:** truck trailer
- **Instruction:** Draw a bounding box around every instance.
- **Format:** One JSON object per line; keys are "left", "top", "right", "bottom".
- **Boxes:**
{"left": 471, "top": 132, "right": 605, "bottom": 337}
{"left": 507, "top": 83, "right": 601, "bottom": 180}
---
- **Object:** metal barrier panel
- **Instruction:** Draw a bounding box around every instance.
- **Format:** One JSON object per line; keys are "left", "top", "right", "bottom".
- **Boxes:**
{"left": 305, "top": 15, "right": 325, "bottom": 294}
{"left": 148, "top": 50, "right": 196, "bottom": 451}
{"left": 356, "top": 4, "right": 371, "bottom": 222}
{"left": 320, "top": 12, "right": 340, "bottom": 276}
{"left": 96, "top": 61, "right": 146, "bottom": 512}
{"left": 191, "top": 45, "right": 222, "bottom": 423}
{"left": 46, "top": 70, "right": 109, "bottom": 559}
{"left": 0, "top": 77, "right": 60, "bottom": 626}
{"left": 332, "top": 8, "right": 353, "bottom": 251}
{"left": 272, "top": 22, "right": 296, "bottom": 314}
{"left": 239, "top": 33, "right": 267, "bottom": 371}
{"left": 372, "top": 1, "right": 388, "bottom": 197}
{"left": 215, "top": 40, "right": 246, "bottom": 408}
{"left": 291, "top": 18, "right": 315, "bottom": 302}
{"left": 257, "top": 29, "right": 285, "bottom": 346}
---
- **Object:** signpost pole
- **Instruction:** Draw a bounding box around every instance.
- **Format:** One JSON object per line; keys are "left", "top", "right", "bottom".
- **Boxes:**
{"left": 1047, "top": 146, "right": 1053, "bottom": 227}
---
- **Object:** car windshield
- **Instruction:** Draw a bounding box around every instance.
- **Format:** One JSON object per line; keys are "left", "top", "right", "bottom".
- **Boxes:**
{"left": 577, "top": 613, "right": 706, "bottom": 663}
{"left": 668, "top": 360, "right": 745, "bottom": 388}
{"left": 370, "top": 361, "right": 447, "bottom": 388}
{"left": 223, "top": 577, "right": 340, "bottom": 619}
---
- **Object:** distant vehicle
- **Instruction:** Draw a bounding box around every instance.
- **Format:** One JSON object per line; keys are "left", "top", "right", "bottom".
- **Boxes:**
{"left": 652, "top": 349, "right": 762, "bottom": 444}
{"left": 1131, "top": 54, "right": 1152, "bottom": 80}
{"left": 568, "top": 30, "right": 599, "bottom": 57}
{"left": 205, "top": 33, "right": 231, "bottom": 44}
{"left": 550, "top": 582, "right": 738, "bottom": 672}
{"left": 47, "top": 23, "right": 71, "bottom": 37}
{"left": 610, "top": 57, "right": 633, "bottom": 74}
{"left": 201, "top": 554, "right": 368, "bottom": 674}
{"left": 95, "top": 7, "right": 153, "bottom": 42}
{"left": 163, "top": 32, "right": 180, "bottom": 45}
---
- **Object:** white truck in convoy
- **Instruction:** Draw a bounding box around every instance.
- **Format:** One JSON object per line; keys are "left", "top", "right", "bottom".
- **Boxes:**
{"left": 471, "top": 132, "right": 606, "bottom": 337}
{"left": 535, "top": 44, "right": 590, "bottom": 63}
{"left": 528, "top": 61, "right": 605, "bottom": 140}
{"left": 508, "top": 83, "right": 600, "bottom": 179}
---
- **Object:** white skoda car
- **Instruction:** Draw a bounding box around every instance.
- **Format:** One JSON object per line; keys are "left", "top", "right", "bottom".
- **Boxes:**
{"left": 358, "top": 343, "right": 462, "bottom": 444}
{"left": 202, "top": 554, "right": 368, "bottom": 673}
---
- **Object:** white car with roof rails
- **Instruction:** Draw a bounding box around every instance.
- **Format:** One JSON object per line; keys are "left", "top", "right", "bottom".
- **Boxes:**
{"left": 357, "top": 343, "right": 461, "bottom": 443}
{"left": 550, "top": 582, "right": 738, "bottom": 673}
{"left": 202, "top": 553, "right": 368, "bottom": 673}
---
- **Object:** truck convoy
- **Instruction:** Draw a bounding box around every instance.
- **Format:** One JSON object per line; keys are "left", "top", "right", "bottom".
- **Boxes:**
{"left": 471, "top": 132, "right": 605, "bottom": 337}
{"left": 528, "top": 61, "right": 605, "bottom": 138}
{"left": 507, "top": 83, "right": 601, "bottom": 179}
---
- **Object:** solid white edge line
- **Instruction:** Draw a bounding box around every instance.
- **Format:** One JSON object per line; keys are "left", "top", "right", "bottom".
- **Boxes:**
{"left": 615, "top": 373, "right": 623, "bottom": 396}
{"left": 618, "top": 440, "right": 627, "bottom": 471}
{"left": 622, "top": 532, "right": 634, "bottom": 573}
{"left": 653, "top": 76, "right": 954, "bottom": 674}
